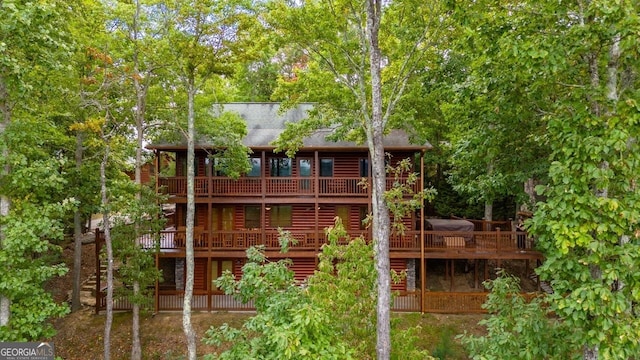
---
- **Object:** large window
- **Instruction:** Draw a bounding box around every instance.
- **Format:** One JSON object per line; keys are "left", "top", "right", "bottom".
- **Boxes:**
{"left": 248, "top": 158, "right": 261, "bottom": 177}
{"left": 320, "top": 158, "right": 333, "bottom": 177}
{"left": 270, "top": 158, "right": 292, "bottom": 177}
{"left": 244, "top": 206, "right": 261, "bottom": 229}
{"left": 269, "top": 205, "right": 292, "bottom": 227}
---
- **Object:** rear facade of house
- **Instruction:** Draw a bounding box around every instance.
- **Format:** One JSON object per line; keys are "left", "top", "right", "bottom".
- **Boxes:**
{"left": 96, "top": 103, "right": 543, "bottom": 313}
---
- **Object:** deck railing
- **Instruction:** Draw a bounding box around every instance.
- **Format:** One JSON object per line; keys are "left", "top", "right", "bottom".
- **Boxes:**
{"left": 158, "top": 176, "right": 420, "bottom": 197}
{"left": 132, "top": 228, "right": 533, "bottom": 253}
{"left": 97, "top": 289, "right": 538, "bottom": 314}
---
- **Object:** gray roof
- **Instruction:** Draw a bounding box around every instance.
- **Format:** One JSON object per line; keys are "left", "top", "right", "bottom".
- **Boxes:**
{"left": 150, "top": 102, "right": 430, "bottom": 151}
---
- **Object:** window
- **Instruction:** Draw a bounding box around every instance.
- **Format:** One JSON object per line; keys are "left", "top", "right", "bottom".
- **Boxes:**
{"left": 299, "top": 159, "right": 312, "bottom": 177}
{"left": 244, "top": 206, "right": 261, "bottom": 229}
{"left": 248, "top": 158, "right": 261, "bottom": 177}
{"left": 320, "top": 158, "right": 333, "bottom": 177}
{"left": 211, "top": 260, "right": 234, "bottom": 288}
{"left": 269, "top": 205, "right": 292, "bottom": 227}
{"left": 299, "top": 159, "right": 312, "bottom": 190}
{"left": 359, "top": 158, "right": 369, "bottom": 177}
{"left": 270, "top": 158, "right": 292, "bottom": 177}
{"left": 212, "top": 206, "right": 234, "bottom": 231}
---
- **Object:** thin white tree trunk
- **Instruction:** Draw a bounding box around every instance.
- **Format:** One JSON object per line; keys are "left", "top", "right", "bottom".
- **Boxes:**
{"left": 484, "top": 161, "right": 494, "bottom": 226}
{"left": 131, "top": 2, "right": 145, "bottom": 357}
{"left": 0, "top": 185, "right": 9, "bottom": 323}
{"left": 0, "top": 176, "right": 9, "bottom": 327}
{"left": 484, "top": 201, "right": 493, "bottom": 222}
{"left": 101, "top": 145, "right": 114, "bottom": 360}
{"left": 183, "top": 78, "right": 197, "bottom": 360}
{"left": 72, "top": 132, "right": 84, "bottom": 312}
{"left": 366, "top": 1, "right": 391, "bottom": 359}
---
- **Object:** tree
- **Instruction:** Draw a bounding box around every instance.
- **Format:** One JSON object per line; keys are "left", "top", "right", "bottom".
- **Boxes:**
{"left": 0, "top": 117, "right": 76, "bottom": 340}
{"left": 73, "top": 41, "right": 136, "bottom": 359}
{"left": 461, "top": 271, "right": 577, "bottom": 359}
{"left": 268, "top": 1, "right": 443, "bottom": 357}
{"left": 498, "top": 1, "right": 640, "bottom": 357}
{"left": 159, "top": 1, "right": 258, "bottom": 357}
{"left": 0, "top": 0, "right": 75, "bottom": 336}
{"left": 447, "top": 1, "right": 640, "bottom": 358}
{"left": 531, "top": 28, "right": 640, "bottom": 360}
{"left": 435, "top": 1, "right": 551, "bottom": 221}
{"left": 205, "top": 221, "right": 433, "bottom": 359}
{"left": 105, "top": 1, "right": 167, "bottom": 357}
{"left": 110, "top": 186, "right": 163, "bottom": 359}
{"left": 61, "top": 0, "right": 107, "bottom": 315}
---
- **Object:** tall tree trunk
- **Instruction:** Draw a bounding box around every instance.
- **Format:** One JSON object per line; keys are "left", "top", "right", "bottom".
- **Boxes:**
{"left": 484, "top": 161, "right": 494, "bottom": 226}
{"left": 484, "top": 201, "right": 493, "bottom": 222}
{"left": 366, "top": 1, "right": 391, "bottom": 359}
{"left": 579, "top": 5, "right": 622, "bottom": 356}
{"left": 72, "top": 132, "right": 84, "bottom": 312}
{"left": 131, "top": 282, "right": 141, "bottom": 360}
{"left": 582, "top": 32, "right": 622, "bottom": 360}
{"left": 0, "top": 191, "right": 9, "bottom": 326}
{"left": 101, "top": 145, "right": 114, "bottom": 360}
{"left": 183, "top": 78, "right": 197, "bottom": 360}
{"left": 131, "top": 2, "right": 145, "bottom": 358}
{"left": 0, "top": 75, "right": 12, "bottom": 327}
{"left": 523, "top": 178, "right": 536, "bottom": 211}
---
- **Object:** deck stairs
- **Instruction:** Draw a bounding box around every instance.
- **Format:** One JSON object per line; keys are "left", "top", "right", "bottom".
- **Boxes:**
{"left": 80, "top": 260, "right": 107, "bottom": 307}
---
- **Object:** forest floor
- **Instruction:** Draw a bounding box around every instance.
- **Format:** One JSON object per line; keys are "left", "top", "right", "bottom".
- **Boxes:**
{"left": 47, "top": 240, "right": 499, "bottom": 359}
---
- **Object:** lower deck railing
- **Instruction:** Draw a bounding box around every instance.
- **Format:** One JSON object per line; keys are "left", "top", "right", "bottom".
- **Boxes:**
{"left": 125, "top": 229, "right": 534, "bottom": 253}
{"left": 97, "top": 290, "right": 538, "bottom": 314}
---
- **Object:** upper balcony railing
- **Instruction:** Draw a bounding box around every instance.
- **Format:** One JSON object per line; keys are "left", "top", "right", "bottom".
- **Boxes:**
{"left": 158, "top": 176, "right": 421, "bottom": 197}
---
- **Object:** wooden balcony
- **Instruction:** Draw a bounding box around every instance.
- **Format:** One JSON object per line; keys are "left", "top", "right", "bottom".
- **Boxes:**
{"left": 157, "top": 176, "right": 420, "bottom": 197}
{"left": 131, "top": 228, "right": 540, "bottom": 259}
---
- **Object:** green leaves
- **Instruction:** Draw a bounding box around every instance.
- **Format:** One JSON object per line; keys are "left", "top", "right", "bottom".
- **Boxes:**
{"left": 0, "top": 200, "right": 72, "bottom": 341}
{"left": 205, "top": 219, "right": 432, "bottom": 359}
{"left": 461, "top": 271, "right": 578, "bottom": 359}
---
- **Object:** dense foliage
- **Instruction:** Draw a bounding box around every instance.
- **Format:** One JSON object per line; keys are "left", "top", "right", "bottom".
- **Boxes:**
{"left": 461, "top": 271, "right": 577, "bottom": 359}
{"left": 205, "top": 223, "right": 433, "bottom": 359}
{"left": 456, "top": 1, "right": 640, "bottom": 358}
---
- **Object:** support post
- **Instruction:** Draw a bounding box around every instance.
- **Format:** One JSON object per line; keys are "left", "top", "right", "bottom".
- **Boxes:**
{"left": 450, "top": 260, "right": 454, "bottom": 291}
{"left": 420, "top": 150, "right": 425, "bottom": 313}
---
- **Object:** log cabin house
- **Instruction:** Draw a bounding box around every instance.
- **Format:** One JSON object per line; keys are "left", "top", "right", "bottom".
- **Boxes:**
{"left": 96, "top": 103, "right": 543, "bottom": 314}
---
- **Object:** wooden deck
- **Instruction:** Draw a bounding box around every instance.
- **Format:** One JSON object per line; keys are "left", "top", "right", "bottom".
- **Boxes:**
{"left": 131, "top": 228, "right": 542, "bottom": 260}
{"left": 94, "top": 226, "right": 543, "bottom": 314}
